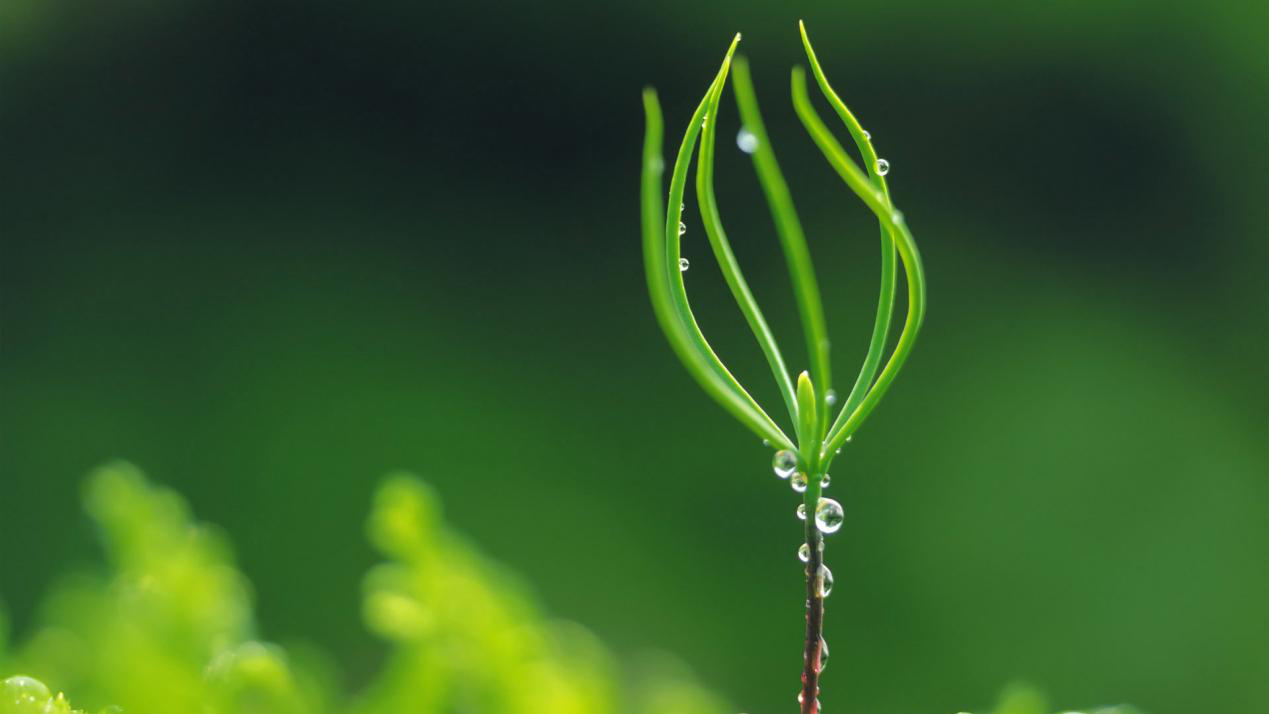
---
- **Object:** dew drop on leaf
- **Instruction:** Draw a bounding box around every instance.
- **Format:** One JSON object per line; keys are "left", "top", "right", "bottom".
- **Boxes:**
{"left": 820, "top": 473, "right": 831, "bottom": 488}
{"left": 679, "top": 258, "right": 689, "bottom": 272}
{"left": 875, "top": 158, "right": 890, "bottom": 176}
{"left": 796, "top": 503, "right": 807, "bottom": 520}
{"left": 678, "top": 221, "right": 687, "bottom": 236}
{"left": 772, "top": 449, "right": 797, "bottom": 479}
{"left": 825, "top": 389, "right": 837, "bottom": 406}
{"left": 736, "top": 127, "right": 759, "bottom": 154}
{"left": 4, "top": 676, "right": 50, "bottom": 705}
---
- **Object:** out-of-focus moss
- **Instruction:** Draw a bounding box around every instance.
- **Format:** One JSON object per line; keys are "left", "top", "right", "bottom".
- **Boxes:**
{"left": 4, "top": 465, "right": 728, "bottom": 714}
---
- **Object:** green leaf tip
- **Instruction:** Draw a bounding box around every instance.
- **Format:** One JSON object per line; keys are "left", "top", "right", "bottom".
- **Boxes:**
{"left": 640, "top": 24, "right": 926, "bottom": 472}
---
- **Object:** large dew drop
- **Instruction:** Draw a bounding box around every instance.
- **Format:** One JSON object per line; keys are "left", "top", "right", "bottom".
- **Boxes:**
{"left": 796, "top": 503, "right": 807, "bottom": 520}
{"left": 816, "top": 564, "right": 834, "bottom": 597}
{"left": 736, "top": 127, "right": 759, "bottom": 154}
{"left": 678, "top": 221, "right": 687, "bottom": 236}
{"left": 772, "top": 450, "right": 797, "bottom": 479}
{"left": 820, "top": 473, "right": 831, "bottom": 488}
{"left": 815, "top": 498, "right": 844, "bottom": 534}
{"left": 875, "top": 158, "right": 890, "bottom": 176}
{"left": 790, "top": 471, "right": 808, "bottom": 493}
{"left": 3, "top": 676, "right": 50, "bottom": 704}
{"left": 678, "top": 258, "right": 689, "bottom": 272}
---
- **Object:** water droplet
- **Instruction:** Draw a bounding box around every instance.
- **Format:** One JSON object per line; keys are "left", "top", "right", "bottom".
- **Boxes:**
{"left": 892, "top": 210, "right": 905, "bottom": 224}
{"left": 678, "top": 221, "right": 687, "bottom": 236}
{"left": 680, "top": 202, "right": 684, "bottom": 212}
{"left": 3, "top": 676, "right": 50, "bottom": 704}
{"left": 772, "top": 450, "right": 797, "bottom": 479}
{"left": 701, "top": 114, "right": 708, "bottom": 129}
{"left": 815, "top": 498, "right": 844, "bottom": 534}
{"left": 762, "top": 438, "right": 771, "bottom": 447}
{"left": 816, "top": 564, "right": 834, "bottom": 597}
{"left": 679, "top": 258, "right": 690, "bottom": 272}
{"left": 798, "top": 543, "right": 810, "bottom": 562}
{"left": 875, "top": 158, "right": 890, "bottom": 176}
{"left": 736, "top": 127, "right": 759, "bottom": 154}
{"left": 796, "top": 692, "right": 821, "bottom": 708}
{"left": 819, "top": 637, "right": 830, "bottom": 671}
{"left": 820, "top": 473, "right": 831, "bottom": 488}
{"left": 790, "top": 471, "right": 808, "bottom": 493}
{"left": 649, "top": 156, "right": 664, "bottom": 172}
{"left": 825, "top": 389, "right": 837, "bottom": 406}
{"left": 796, "top": 503, "right": 807, "bottom": 520}
{"left": 862, "top": 129, "right": 871, "bottom": 140}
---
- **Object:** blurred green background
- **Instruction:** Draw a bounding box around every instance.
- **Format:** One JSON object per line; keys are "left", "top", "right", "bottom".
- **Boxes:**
{"left": 2, "top": 1, "right": 1266, "bottom": 713}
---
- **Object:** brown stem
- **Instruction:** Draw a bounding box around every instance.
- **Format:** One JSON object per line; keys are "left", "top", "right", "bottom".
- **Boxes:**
{"left": 801, "top": 516, "right": 825, "bottom": 714}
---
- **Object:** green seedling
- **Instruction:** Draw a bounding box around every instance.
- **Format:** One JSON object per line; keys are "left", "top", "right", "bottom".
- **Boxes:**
{"left": 640, "top": 21, "right": 926, "bottom": 713}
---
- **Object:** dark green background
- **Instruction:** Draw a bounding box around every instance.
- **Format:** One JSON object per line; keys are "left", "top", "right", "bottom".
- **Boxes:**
{"left": 2, "top": 1, "right": 1266, "bottom": 712}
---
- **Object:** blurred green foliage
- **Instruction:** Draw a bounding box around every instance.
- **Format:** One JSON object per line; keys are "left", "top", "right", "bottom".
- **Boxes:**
{"left": 1, "top": 464, "right": 730, "bottom": 714}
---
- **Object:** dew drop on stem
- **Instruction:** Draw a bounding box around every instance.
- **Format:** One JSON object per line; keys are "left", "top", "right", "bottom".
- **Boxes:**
{"left": 815, "top": 498, "right": 844, "bottom": 534}
{"left": 796, "top": 503, "right": 807, "bottom": 520}
{"left": 875, "top": 158, "right": 890, "bottom": 176}
{"left": 736, "top": 127, "right": 759, "bottom": 154}
{"left": 816, "top": 564, "right": 834, "bottom": 597}
{"left": 791, "top": 471, "right": 808, "bottom": 493}
{"left": 678, "top": 258, "right": 689, "bottom": 272}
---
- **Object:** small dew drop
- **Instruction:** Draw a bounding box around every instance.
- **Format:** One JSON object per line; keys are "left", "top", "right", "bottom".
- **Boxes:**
{"left": 816, "top": 564, "right": 834, "bottom": 597}
{"left": 790, "top": 471, "right": 808, "bottom": 494}
{"left": 679, "top": 258, "right": 690, "bottom": 272}
{"left": 825, "top": 389, "right": 837, "bottom": 407}
{"left": 796, "top": 503, "right": 807, "bottom": 520}
{"left": 875, "top": 158, "right": 890, "bottom": 176}
{"left": 820, "top": 473, "right": 831, "bottom": 488}
{"left": 815, "top": 498, "right": 844, "bottom": 534}
{"left": 678, "top": 221, "right": 687, "bottom": 236}
{"left": 819, "top": 637, "right": 830, "bottom": 671}
{"left": 649, "top": 156, "right": 664, "bottom": 172}
{"left": 862, "top": 130, "right": 871, "bottom": 140}
{"left": 798, "top": 543, "right": 810, "bottom": 562}
{"left": 796, "top": 692, "right": 821, "bottom": 708}
{"left": 762, "top": 438, "right": 771, "bottom": 447}
{"left": 892, "top": 210, "right": 905, "bottom": 224}
{"left": 736, "top": 127, "right": 759, "bottom": 154}
{"left": 680, "top": 202, "right": 685, "bottom": 213}
{"left": 701, "top": 114, "right": 708, "bottom": 129}
{"left": 772, "top": 450, "right": 797, "bottom": 479}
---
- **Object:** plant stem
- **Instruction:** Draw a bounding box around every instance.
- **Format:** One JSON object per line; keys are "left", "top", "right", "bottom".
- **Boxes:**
{"left": 801, "top": 478, "right": 825, "bottom": 714}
